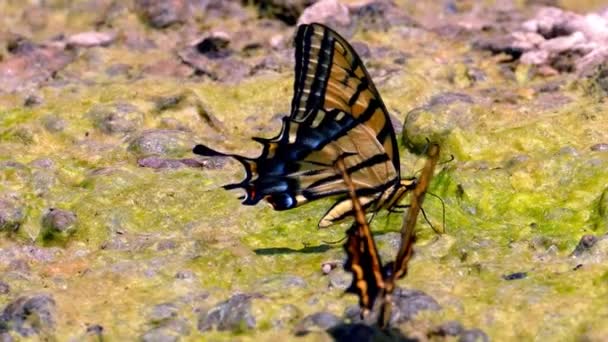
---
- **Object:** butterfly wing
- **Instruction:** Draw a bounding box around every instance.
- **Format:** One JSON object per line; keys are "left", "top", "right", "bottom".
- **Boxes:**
{"left": 335, "top": 157, "right": 386, "bottom": 315}
{"left": 193, "top": 23, "right": 403, "bottom": 227}
{"left": 291, "top": 23, "right": 400, "bottom": 175}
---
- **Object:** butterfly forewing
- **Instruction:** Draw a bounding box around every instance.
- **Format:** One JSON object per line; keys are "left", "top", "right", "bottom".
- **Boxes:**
{"left": 291, "top": 24, "right": 400, "bottom": 174}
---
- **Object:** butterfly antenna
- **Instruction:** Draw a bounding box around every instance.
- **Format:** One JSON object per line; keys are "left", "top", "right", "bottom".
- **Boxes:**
{"left": 322, "top": 235, "right": 348, "bottom": 245}
{"left": 439, "top": 154, "right": 455, "bottom": 166}
{"left": 426, "top": 191, "right": 447, "bottom": 234}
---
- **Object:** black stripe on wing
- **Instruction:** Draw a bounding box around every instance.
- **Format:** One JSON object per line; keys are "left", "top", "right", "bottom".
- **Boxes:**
{"left": 193, "top": 108, "right": 357, "bottom": 211}
{"left": 290, "top": 23, "right": 401, "bottom": 176}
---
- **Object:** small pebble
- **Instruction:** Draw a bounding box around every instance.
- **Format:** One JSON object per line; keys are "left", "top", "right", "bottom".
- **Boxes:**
{"left": 502, "top": 272, "right": 527, "bottom": 280}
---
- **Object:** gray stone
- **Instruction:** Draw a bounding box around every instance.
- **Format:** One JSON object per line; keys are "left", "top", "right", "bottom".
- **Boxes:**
{"left": 67, "top": 31, "right": 116, "bottom": 48}
{"left": 148, "top": 303, "right": 179, "bottom": 323}
{"left": 41, "top": 115, "right": 67, "bottom": 133}
{"left": 135, "top": 0, "right": 186, "bottom": 28}
{"left": 591, "top": 143, "right": 608, "bottom": 152}
{"left": 349, "top": 0, "right": 418, "bottom": 31}
{"left": 570, "top": 234, "right": 599, "bottom": 257}
{"left": 459, "top": 328, "right": 490, "bottom": 342}
{"left": 403, "top": 92, "right": 475, "bottom": 153}
{"left": 141, "top": 328, "right": 178, "bottom": 342}
{"left": 0, "top": 198, "right": 25, "bottom": 232}
{"left": 0, "top": 282, "right": 8, "bottom": 295}
{"left": 128, "top": 130, "right": 193, "bottom": 158}
{"left": 390, "top": 288, "right": 441, "bottom": 324}
{"left": 0, "top": 332, "right": 12, "bottom": 342}
{"left": 298, "top": 0, "right": 352, "bottom": 31}
{"left": 327, "top": 269, "right": 350, "bottom": 290}
{"left": 1, "top": 294, "right": 56, "bottom": 337}
{"left": 431, "top": 320, "right": 464, "bottom": 336}
{"left": 271, "top": 304, "right": 301, "bottom": 328}
{"left": 294, "top": 312, "right": 342, "bottom": 335}
{"left": 197, "top": 294, "right": 257, "bottom": 332}
{"left": 252, "top": 0, "right": 315, "bottom": 25}
{"left": 41, "top": 208, "right": 77, "bottom": 234}
{"left": 257, "top": 275, "right": 307, "bottom": 293}
{"left": 88, "top": 102, "right": 144, "bottom": 135}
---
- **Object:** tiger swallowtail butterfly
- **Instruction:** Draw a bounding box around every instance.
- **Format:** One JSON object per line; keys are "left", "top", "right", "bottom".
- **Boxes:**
{"left": 341, "top": 143, "right": 440, "bottom": 328}
{"left": 193, "top": 23, "right": 416, "bottom": 228}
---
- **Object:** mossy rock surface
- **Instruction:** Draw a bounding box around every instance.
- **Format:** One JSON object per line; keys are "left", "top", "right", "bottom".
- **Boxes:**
{"left": 1, "top": 0, "right": 608, "bottom": 341}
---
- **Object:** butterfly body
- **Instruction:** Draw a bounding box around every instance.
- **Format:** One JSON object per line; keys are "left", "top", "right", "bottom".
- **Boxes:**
{"left": 194, "top": 23, "right": 415, "bottom": 227}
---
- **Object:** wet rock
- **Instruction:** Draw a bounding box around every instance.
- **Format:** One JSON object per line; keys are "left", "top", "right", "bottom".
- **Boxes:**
{"left": 148, "top": 303, "right": 179, "bottom": 324}
{"left": 328, "top": 270, "right": 350, "bottom": 290}
{"left": 0, "top": 44, "right": 74, "bottom": 93}
{"left": 197, "top": 294, "right": 257, "bottom": 332}
{"left": 143, "top": 58, "right": 193, "bottom": 78}
{"left": 0, "top": 197, "right": 25, "bottom": 232}
{"left": 30, "top": 160, "right": 57, "bottom": 196}
{"left": 591, "top": 143, "right": 608, "bottom": 152}
{"left": 141, "top": 328, "right": 179, "bottom": 342}
{"left": 253, "top": 0, "right": 315, "bottom": 25}
{"left": 294, "top": 312, "right": 342, "bottom": 335}
{"left": 41, "top": 208, "right": 77, "bottom": 235}
{"left": 430, "top": 320, "right": 464, "bottom": 336}
{"left": 569, "top": 233, "right": 608, "bottom": 264}
{"left": 22, "top": 5, "right": 48, "bottom": 31}
{"left": 67, "top": 31, "right": 116, "bottom": 48}
{"left": 135, "top": 0, "right": 187, "bottom": 28}
{"left": 459, "top": 328, "right": 490, "bottom": 342}
{"left": 0, "top": 282, "right": 9, "bottom": 295}
{"left": 195, "top": 32, "right": 231, "bottom": 59}
{"left": 41, "top": 115, "right": 67, "bottom": 133}
{"left": 87, "top": 102, "right": 145, "bottom": 135}
{"left": 178, "top": 47, "right": 251, "bottom": 83}
{"left": 475, "top": 7, "right": 608, "bottom": 75}
{"left": 174, "top": 270, "right": 195, "bottom": 280}
{"left": 257, "top": 275, "right": 307, "bottom": 293}
{"left": 502, "top": 272, "right": 527, "bottom": 280}
{"left": 570, "top": 234, "right": 598, "bottom": 257}
{"left": 7, "top": 259, "right": 30, "bottom": 273}
{"left": 348, "top": 0, "right": 418, "bottom": 31}
{"left": 271, "top": 304, "right": 301, "bottom": 328}
{"left": 1, "top": 294, "right": 56, "bottom": 337}
{"left": 85, "top": 324, "right": 104, "bottom": 339}
{"left": 473, "top": 35, "right": 523, "bottom": 60}
{"left": 30, "top": 158, "right": 53, "bottom": 169}
{"left": 298, "top": 0, "right": 351, "bottom": 29}
{"left": 389, "top": 287, "right": 441, "bottom": 324}
{"left": 403, "top": 92, "right": 474, "bottom": 153}
{"left": 0, "top": 332, "right": 11, "bottom": 342}
{"left": 137, "top": 156, "right": 209, "bottom": 169}
{"left": 588, "top": 66, "right": 608, "bottom": 95}
{"left": 105, "top": 63, "right": 133, "bottom": 77}
{"left": 23, "top": 94, "right": 43, "bottom": 107}
{"left": 156, "top": 239, "right": 177, "bottom": 251}
{"left": 153, "top": 94, "right": 185, "bottom": 113}
{"left": 128, "top": 130, "right": 194, "bottom": 158}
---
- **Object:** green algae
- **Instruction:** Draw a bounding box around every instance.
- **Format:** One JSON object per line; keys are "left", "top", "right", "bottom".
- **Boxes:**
{"left": 1, "top": 1, "right": 608, "bottom": 341}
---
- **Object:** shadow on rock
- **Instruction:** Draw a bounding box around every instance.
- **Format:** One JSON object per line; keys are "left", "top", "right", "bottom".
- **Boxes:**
{"left": 254, "top": 244, "right": 332, "bottom": 255}
{"left": 328, "top": 323, "right": 415, "bottom": 342}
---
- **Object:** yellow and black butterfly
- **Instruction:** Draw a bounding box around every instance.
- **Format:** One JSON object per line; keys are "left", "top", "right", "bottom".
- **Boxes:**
{"left": 193, "top": 23, "right": 416, "bottom": 228}
{"left": 341, "top": 143, "right": 440, "bottom": 328}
